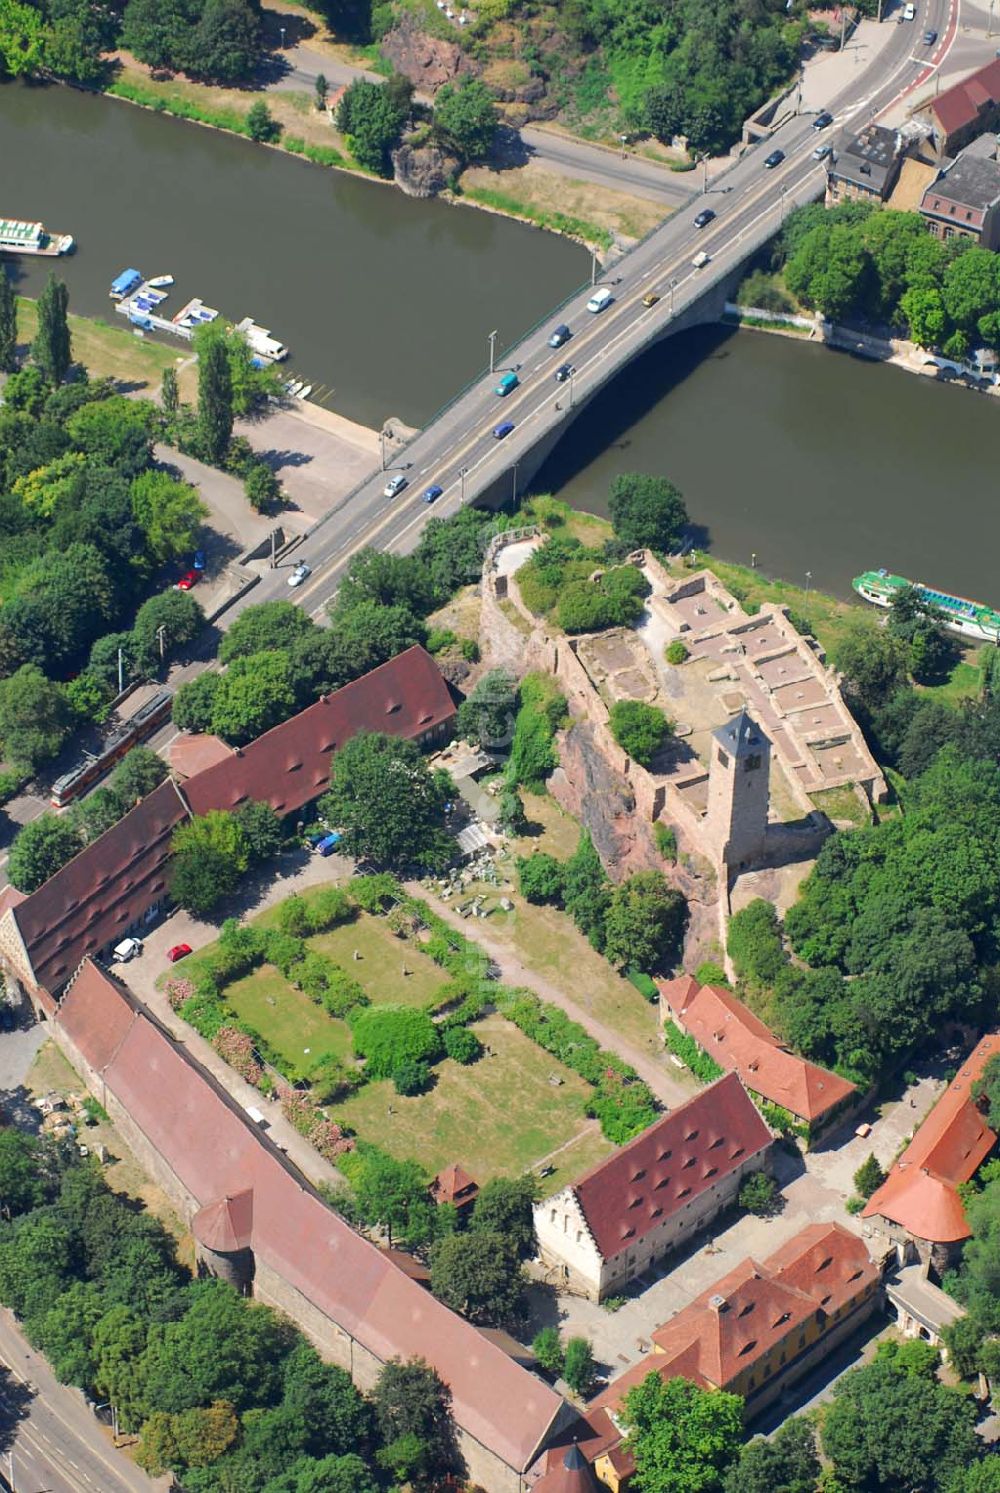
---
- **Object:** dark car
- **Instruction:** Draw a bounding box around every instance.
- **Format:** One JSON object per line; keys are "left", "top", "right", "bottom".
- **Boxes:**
{"left": 548, "top": 323, "right": 571, "bottom": 348}
{"left": 813, "top": 110, "right": 833, "bottom": 129}
{"left": 693, "top": 208, "right": 716, "bottom": 229}
{"left": 923, "top": 26, "right": 937, "bottom": 42}
{"left": 554, "top": 363, "right": 573, "bottom": 382}
{"left": 764, "top": 149, "right": 785, "bottom": 169}
{"left": 493, "top": 421, "right": 515, "bottom": 440}
{"left": 423, "top": 484, "right": 443, "bottom": 504}
{"left": 192, "top": 549, "right": 206, "bottom": 571}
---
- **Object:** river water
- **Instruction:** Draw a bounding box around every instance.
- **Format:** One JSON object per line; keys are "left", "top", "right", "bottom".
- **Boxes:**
{"left": 537, "top": 324, "right": 1000, "bottom": 603}
{"left": 4, "top": 80, "right": 1000, "bottom": 602}
{"left": 0, "top": 79, "right": 586, "bottom": 428}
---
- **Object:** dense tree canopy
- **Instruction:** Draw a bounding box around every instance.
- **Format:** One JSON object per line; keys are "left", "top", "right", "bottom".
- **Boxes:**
{"left": 608, "top": 473, "right": 689, "bottom": 554}
{"left": 622, "top": 1373, "right": 743, "bottom": 1493}
{"left": 319, "top": 731, "right": 454, "bottom": 870}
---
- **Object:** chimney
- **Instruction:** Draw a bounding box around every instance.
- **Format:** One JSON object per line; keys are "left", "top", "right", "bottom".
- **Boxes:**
{"left": 709, "top": 1293, "right": 727, "bottom": 1313}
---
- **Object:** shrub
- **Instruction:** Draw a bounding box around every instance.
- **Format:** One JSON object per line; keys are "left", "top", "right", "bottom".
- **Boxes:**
{"left": 426, "top": 627, "right": 457, "bottom": 654}
{"left": 260, "top": 929, "right": 306, "bottom": 977}
{"left": 609, "top": 700, "right": 671, "bottom": 766}
{"left": 517, "top": 851, "right": 565, "bottom": 905}
{"left": 443, "top": 1026, "right": 483, "bottom": 1064}
{"left": 739, "top": 1171, "right": 781, "bottom": 1218}
{"left": 351, "top": 872, "right": 403, "bottom": 912}
{"left": 532, "top": 1326, "right": 564, "bottom": 1376}
{"left": 180, "top": 993, "right": 230, "bottom": 1041}
{"left": 845, "top": 1194, "right": 865, "bottom": 1215}
{"left": 853, "top": 1153, "right": 886, "bottom": 1199}
{"left": 213, "top": 1026, "right": 264, "bottom": 1086}
{"left": 588, "top": 1074, "right": 658, "bottom": 1143}
{"left": 277, "top": 895, "right": 311, "bottom": 937}
{"left": 563, "top": 1337, "right": 597, "bottom": 1396}
{"left": 307, "top": 1115, "right": 355, "bottom": 1162}
{"left": 309, "top": 1052, "right": 361, "bottom": 1104}
{"left": 295, "top": 950, "right": 337, "bottom": 1002}
{"left": 695, "top": 961, "right": 729, "bottom": 987}
{"left": 306, "top": 886, "right": 355, "bottom": 932}
{"left": 665, "top": 640, "right": 689, "bottom": 665}
{"left": 663, "top": 1019, "right": 725, "bottom": 1083}
{"left": 654, "top": 822, "right": 677, "bottom": 860}
{"left": 626, "top": 969, "right": 659, "bottom": 1002}
{"left": 320, "top": 969, "right": 370, "bottom": 1019}
{"left": 350, "top": 1005, "right": 443, "bottom": 1077}
{"left": 393, "top": 1059, "right": 432, "bottom": 1096}
{"left": 165, "top": 976, "right": 196, "bottom": 1010}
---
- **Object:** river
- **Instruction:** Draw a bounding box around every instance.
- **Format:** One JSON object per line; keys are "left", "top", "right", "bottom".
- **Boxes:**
{"left": 5, "top": 80, "right": 1000, "bottom": 602}
{"left": 0, "top": 78, "right": 586, "bottom": 429}
{"left": 537, "top": 324, "right": 1000, "bottom": 603}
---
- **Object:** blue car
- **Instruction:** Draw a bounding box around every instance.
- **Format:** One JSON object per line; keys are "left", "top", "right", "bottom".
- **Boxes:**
{"left": 423, "top": 485, "right": 443, "bottom": 504}
{"left": 493, "top": 421, "right": 515, "bottom": 440}
{"left": 306, "top": 828, "right": 329, "bottom": 846}
{"left": 316, "top": 832, "right": 342, "bottom": 857}
{"left": 192, "top": 550, "right": 206, "bottom": 571}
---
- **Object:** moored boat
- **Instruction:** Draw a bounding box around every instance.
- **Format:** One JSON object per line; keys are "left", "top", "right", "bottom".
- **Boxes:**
{"left": 853, "top": 569, "right": 1000, "bottom": 643}
{"left": 1, "top": 219, "right": 73, "bottom": 256}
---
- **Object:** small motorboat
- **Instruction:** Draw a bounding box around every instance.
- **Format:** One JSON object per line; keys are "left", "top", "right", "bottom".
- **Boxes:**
{"left": 147, "top": 275, "right": 174, "bottom": 288}
{"left": 297, "top": 385, "right": 313, "bottom": 400}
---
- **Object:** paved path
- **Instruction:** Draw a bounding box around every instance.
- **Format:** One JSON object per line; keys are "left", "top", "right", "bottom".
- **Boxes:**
{"left": 0, "top": 1309, "right": 161, "bottom": 1493}
{"left": 403, "top": 882, "right": 691, "bottom": 1109}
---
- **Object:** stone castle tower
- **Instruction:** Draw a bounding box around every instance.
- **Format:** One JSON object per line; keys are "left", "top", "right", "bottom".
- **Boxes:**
{"left": 705, "top": 709, "right": 771, "bottom": 872}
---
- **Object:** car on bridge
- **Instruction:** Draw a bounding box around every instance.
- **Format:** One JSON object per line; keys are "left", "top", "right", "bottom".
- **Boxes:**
{"left": 586, "top": 287, "right": 613, "bottom": 313}
{"left": 495, "top": 371, "right": 519, "bottom": 396}
{"left": 554, "top": 363, "right": 573, "bottom": 382}
{"left": 493, "top": 420, "right": 515, "bottom": 439}
{"left": 693, "top": 208, "right": 716, "bottom": 229}
{"left": 764, "top": 149, "right": 785, "bottom": 169}
{"left": 384, "top": 473, "right": 408, "bottom": 498}
{"left": 548, "top": 323, "right": 571, "bottom": 348}
{"left": 813, "top": 111, "right": 834, "bottom": 129}
{"left": 288, "top": 561, "right": 311, "bottom": 587}
{"left": 642, "top": 290, "right": 661, "bottom": 307}
{"left": 923, "top": 26, "right": 937, "bottom": 41}
{"left": 813, "top": 142, "right": 833, "bottom": 161}
{"left": 423, "top": 485, "right": 443, "bottom": 503}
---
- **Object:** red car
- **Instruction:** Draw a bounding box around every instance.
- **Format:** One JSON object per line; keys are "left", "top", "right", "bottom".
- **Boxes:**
{"left": 175, "top": 570, "right": 199, "bottom": 591}
{"left": 167, "top": 943, "right": 192, "bottom": 963}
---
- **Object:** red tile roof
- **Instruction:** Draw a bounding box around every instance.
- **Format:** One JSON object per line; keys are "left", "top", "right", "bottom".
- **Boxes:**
{"left": 532, "top": 1444, "right": 605, "bottom": 1493}
{"left": 11, "top": 779, "right": 189, "bottom": 994}
{"left": 56, "top": 960, "right": 564, "bottom": 1475}
{"left": 192, "top": 1189, "right": 254, "bottom": 1253}
{"left": 930, "top": 58, "right": 1000, "bottom": 137}
{"left": 168, "top": 733, "right": 233, "bottom": 780}
{"left": 570, "top": 1074, "right": 772, "bottom": 1263}
{"left": 658, "top": 977, "right": 856, "bottom": 1125}
{"left": 182, "top": 645, "right": 455, "bottom": 819}
{"left": 863, "top": 1032, "right": 1000, "bottom": 1243}
{"left": 595, "top": 1223, "right": 876, "bottom": 1409}
{"left": 432, "top": 1163, "right": 480, "bottom": 1207}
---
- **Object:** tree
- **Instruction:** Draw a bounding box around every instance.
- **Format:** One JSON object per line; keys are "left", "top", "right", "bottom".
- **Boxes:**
{"left": 723, "top": 1419, "right": 820, "bottom": 1493}
{"left": 70, "top": 786, "right": 127, "bottom": 844}
{"left": 330, "top": 600, "right": 424, "bottom": 676}
{"left": 315, "top": 72, "right": 328, "bottom": 110}
{"left": 336, "top": 78, "right": 407, "bottom": 176}
{"left": 189, "top": 0, "right": 261, "bottom": 83}
{"left": 66, "top": 395, "right": 154, "bottom": 475}
{"left": 130, "top": 469, "right": 206, "bottom": 564}
{"left": 132, "top": 587, "right": 204, "bottom": 673}
{"left": 198, "top": 334, "right": 233, "bottom": 465}
{"left": 247, "top": 99, "right": 282, "bottom": 143}
{"left": 609, "top": 700, "right": 672, "bottom": 766}
{"left": 821, "top": 1341, "right": 979, "bottom": 1492}
{"left": 161, "top": 365, "right": 179, "bottom": 416}
{"left": 210, "top": 650, "right": 297, "bottom": 746}
{"left": 32, "top": 274, "right": 71, "bottom": 384}
{"left": 0, "top": 1130, "right": 51, "bottom": 1218}
{"left": 457, "top": 669, "right": 518, "bottom": 751}
{"left": 608, "top": 474, "right": 689, "bottom": 553}
{"left": 107, "top": 746, "right": 167, "bottom": 808}
{"left": 220, "top": 602, "right": 314, "bottom": 664}
{"left": 0, "top": 264, "right": 16, "bottom": 374}
{"left": 318, "top": 731, "right": 453, "bottom": 869}
{"left": 901, "top": 285, "right": 948, "bottom": 348}
{"left": 0, "top": 664, "right": 73, "bottom": 770}
{"left": 263, "top": 1452, "right": 379, "bottom": 1493}
{"left": 429, "top": 1232, "right": 524, "bottom": 1327}
{"left": 281, "top": 1341, "right": 374, "bottom": 1457}
{"left": 7, "top": 812, "right": 82, "bottom": 892}
{"left": 563, "top": 1337, "right": 596, "bottom": 1396}
{"left": 121, "top": 0, "right": 194, "bottom": 70}
{"left": 0, "top": 0, "right": 45, "bottom": 76}
{"left": 346, "top": 1147, "right": 432, "bottom": 1248}
{"left": 470, "top": 1175, "right": 538, "bottom": 1260}
{"left": 173, "top": 672, "right": 221, "bottom": 733}
{"left": 517, "top": 852, "right": 565, "bottom": 904}
{"left": 233, "top": 801, "right": 283, "bottom": 863}
{"left": 739, "top": 1171, "right": 780, "bottom": 1218}
{"left": 532, "top": 1326, "right": 564, "bottom": 1376}
{"left": 622, "top": 1373, "right": 744, "bottom": 1493}
{"left": 350, "top": 1005, "right": 442, "bottom": 1079}
{"left": 373, "top": 1357, "right": 457, "bottom": 1480}
{"left": 170, "top": 810, "right": 249, "bottom": 915}
{"left": 832, "top": 611, "right": 908, "bottom": 709}
{"left": 948, "top": 1462, "right": 1000, "bottom": 1492}
{"left": 245, "top": 461, "right": 282, "bottom": 511}
{"left": 852, "top": 1153, "right": 885, "bottom": 1200}
{"left": 603, "top": 871, "right": 687, "bottom": 973}
{"left": 334, "top": 547, "right": 435, "bottom": 617}
{"left": 433, "top": 79, "right": 498, "bottom": 162}
{"left": 562, "top": 829, "right": 611, "bottom": 950}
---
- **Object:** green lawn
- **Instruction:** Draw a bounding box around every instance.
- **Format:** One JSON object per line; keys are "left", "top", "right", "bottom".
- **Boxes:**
{"left": 809, "top": 785, "right": 872, "bottom": 829}
{"left": 226, "top": 966, "right": 353, "bottom": 1071}
{"left": 310, "top": 914, "right": 444, "bottom": 1010}
{"left": 333, "top": 1012, "right": 613, "bottom": 1188}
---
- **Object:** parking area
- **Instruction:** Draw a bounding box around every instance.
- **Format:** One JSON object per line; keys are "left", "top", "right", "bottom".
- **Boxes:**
{"left": 237, "top": 404, "right": 379, "bottom": 527}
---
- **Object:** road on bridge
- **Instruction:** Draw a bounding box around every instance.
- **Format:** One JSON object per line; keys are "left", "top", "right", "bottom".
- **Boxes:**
{"left": 242, "top": 0, "right": 956, "bottom": 623}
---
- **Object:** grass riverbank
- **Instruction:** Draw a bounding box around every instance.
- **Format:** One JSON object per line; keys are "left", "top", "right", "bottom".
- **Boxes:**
{"left": 15, "top": 295, "right": 195, "bottom": 396}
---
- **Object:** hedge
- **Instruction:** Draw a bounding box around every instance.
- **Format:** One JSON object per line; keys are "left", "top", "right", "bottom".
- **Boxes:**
{"left": 663, "top": 1019, "right": 725, "bottom": 1084}
{"left": 626, "top": 969, "right": 659, "bottom": 1002}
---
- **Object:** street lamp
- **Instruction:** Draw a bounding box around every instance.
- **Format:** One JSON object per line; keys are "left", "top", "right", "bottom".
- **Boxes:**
{"left": 668, "top": 277, "right": 679, "bottom": 316}
{"left": 569, "top": 367, "right": 576, "bottom": 409}
{"left": 379, "top": 426, "right": 387, "bottom": 470}
{"left": 780, "top": 183, "right": 788, "bottom": 221}
{"left": 590, "top": 250, "right": 600, "bottom": 286}
{"left": 512, "top": 461, "right": 519, "bottom": 506}
{"left": 459, "top": 466, "right": 469, "bottom": 503}
{"left": 700, "top": 154, "right": 708, "bottom": 194}
{"left": 279, "top": 23, "right": 286, "bottom": 47}
{"left": 619, "top": 133, "right": 628, "bottom": 161}
{"left": 805, "top": 570, "right": 812, "bottom": 594}
{"left": 488, "top": 329, "right": 498, "bottom": 374}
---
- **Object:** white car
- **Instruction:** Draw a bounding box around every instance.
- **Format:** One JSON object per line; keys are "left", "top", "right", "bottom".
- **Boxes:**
{"left": 902, "top": 3, "right": 915, "bottom": 17}
{"left": 384, "top": 473, "right": 408, "bottom": 498}
{"left": 586, "top": 287, "right": 613, "bottom": 314}
{"left": 287, "top": 561, "right": 311, "bottom": 588}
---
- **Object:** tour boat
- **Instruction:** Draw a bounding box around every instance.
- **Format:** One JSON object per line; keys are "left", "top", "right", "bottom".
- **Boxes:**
{"left": 234, "top": 316, "right": 289, "bottom": 363}
{"left": 1, "top": 219, "right": 74, "bottom": 256}
{"left": 853, "top": 569, "right": 1000, "bottom": 643}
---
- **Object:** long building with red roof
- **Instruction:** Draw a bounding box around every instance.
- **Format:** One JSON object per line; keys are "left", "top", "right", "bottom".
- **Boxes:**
{"left": 533, "top": 1074, "right": 772, "bottom": 1301}
{"left": 863, "top": 1032, "right": 1000, "bottom": 1269}
{"left": 53, "top": 960, "right": 570, "bottom": 1493}
{"left": 659, "top": 975, "right": 856, "bottom": 1136}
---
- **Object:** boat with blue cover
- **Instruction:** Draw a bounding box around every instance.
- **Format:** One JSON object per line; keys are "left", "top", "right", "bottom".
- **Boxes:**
{"left": 853, "top": 569, "right": 1000, "bottom": 643}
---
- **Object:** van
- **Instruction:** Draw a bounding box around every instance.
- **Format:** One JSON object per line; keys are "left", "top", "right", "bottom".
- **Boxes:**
{"left": 494, "top": 371, "right": 519, "bottom": 397}
{"left": 691, "top": 250, "right": 710, "bottom": 269}
{"left": 113, "top": 937, "right": 143, "bottom": 963}
{"left": 586, "top": 287, "right": 613, "bottom": 314}
{"left": 317, "top": 832, "right": 342, "bottom": 856}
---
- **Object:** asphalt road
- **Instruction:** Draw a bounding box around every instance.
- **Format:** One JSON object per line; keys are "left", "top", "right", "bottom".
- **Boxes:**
{"left": 0, "top": 1310, "right": 157, "bottom": 1493}
{"left": 241, "top": 0, "right": 956, "bottom": 625}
